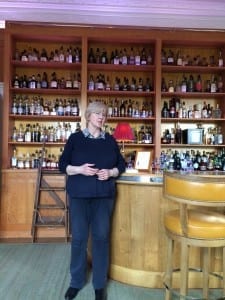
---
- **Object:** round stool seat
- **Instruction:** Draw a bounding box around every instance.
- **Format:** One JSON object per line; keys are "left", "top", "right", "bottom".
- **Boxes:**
{"left": 165, "top": 209, "right": 225, "bottom": 239}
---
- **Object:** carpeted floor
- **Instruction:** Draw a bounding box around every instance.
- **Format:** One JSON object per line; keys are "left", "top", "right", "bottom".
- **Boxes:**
{"left": 0, "top": 243, "right": 223, "bottom": 300}
{"left": 0, "top": 243, "right": 165, "bottom": 300}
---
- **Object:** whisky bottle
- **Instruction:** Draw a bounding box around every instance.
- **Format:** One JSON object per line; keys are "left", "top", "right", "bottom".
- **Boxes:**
{"left": 11, "top": 148, "right": 18, "bottom": 169}
{"left": 88, "top": 48, "right": 95, "bottom": 63}
{"left": 101, "top": 48, "right": 108, "bottom": 64}
{"left": 210, "top": 75, "right": 217, "bottom": 93}
{"left": 140, "top": 48, "right": 147, "bottom": 65}
{"left": 218, "top": 50, "right": 224, "bottom": 67}
{"left": 13, "top": 74, "right": 20, "bottom": 88}
{"left": 161, "top": 101, "right": 169, "bottom": 118}
{"left": 95, "top": 48, "right": 101, "bottom": 64}
{"left": 195, "top": 75, "right": 202, "bottom": 92}
{"left": 41, "top": 72, "right": 48, "bottom": 88}
{"left": 50, "top": 72, "right": 58, "bottom": 89}
{"left": 129, "top": 47, "right": 135, "bottom": 65}
{"left": 66, "top": 75, "right": 73, "bottom": 89}
{"left": 66, "top": 47, "right": 73, "bottom": 63}
{"left": 119, "top": 100, "right": 126, "bottom": 117}
{"left": 74, "top": 47, "right": 80, "bottom": 63}
{"left": 65, "top": 99, "right": 71, "bottom": 116}
{"left": 11, "top": 97, "right": 18, "bottom": 114}
{"left": 122, "top": 48, "right": 128, "bottom": 65}
{"left": 135, "top": 49, "right": 141, "bottom": 66}
{"left": 59, "top": 46, "right": 65, "bottom": 62}
{"left": 167, "top": 50, "right": 174, "bottom": 65}
{"left": 40, "top": 48, "right": 48, "bottom": 62}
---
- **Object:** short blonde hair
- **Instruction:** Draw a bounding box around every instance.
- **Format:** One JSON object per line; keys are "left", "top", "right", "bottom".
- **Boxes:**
{"left": 85, "top": 101, "right": 108, "bottom": 121}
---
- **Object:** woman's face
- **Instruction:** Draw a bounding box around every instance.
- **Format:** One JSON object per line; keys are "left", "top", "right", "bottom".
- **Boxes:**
{"left": 89, "top": 111, "right": 106, "bottom": 129}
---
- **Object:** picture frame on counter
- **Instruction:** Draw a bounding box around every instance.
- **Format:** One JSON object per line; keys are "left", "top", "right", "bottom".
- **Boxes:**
{"left": 134, "top": 151, "right": 152, "bottom": 172}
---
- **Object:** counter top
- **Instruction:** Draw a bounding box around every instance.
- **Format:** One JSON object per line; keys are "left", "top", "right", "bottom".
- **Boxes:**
{"left": 117, "top": 172, "right": 163, "bottom": 184}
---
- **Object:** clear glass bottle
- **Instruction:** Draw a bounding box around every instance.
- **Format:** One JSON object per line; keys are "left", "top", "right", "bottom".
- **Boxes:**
{"left": 11, "top": 148, "right": 18, "bottom": 169}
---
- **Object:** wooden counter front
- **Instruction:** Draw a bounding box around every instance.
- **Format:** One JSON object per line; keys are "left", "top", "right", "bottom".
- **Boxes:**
{"left": 109, "top": 177, "right": 167, "bottom": 288}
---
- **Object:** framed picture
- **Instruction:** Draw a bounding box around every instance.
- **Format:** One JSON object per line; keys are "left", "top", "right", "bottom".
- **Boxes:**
{"left": 134, "top": 151, "right": 152, "bottom": 172}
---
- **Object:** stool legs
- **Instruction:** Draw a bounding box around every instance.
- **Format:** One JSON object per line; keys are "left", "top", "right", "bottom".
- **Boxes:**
{"left": 223, "top": 246, "right": 225, "bottom": 297}
{"left": 165, "top": 236, "right": 174, "bottom": 300}
{"left": 180, "top": 240, "right": 189, "bottom": 298}
{"left": 202, "top": 247, "right": 210, "bottom": 299}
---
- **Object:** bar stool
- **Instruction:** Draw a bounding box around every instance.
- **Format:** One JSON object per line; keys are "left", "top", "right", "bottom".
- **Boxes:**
{"left": 163, "top": 171, "right": 225, "bottom": 300}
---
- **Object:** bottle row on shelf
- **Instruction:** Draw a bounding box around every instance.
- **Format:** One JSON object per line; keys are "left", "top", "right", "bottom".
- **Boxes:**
{"left": 157, "top": 148, "right": 225, "bottom": 172}
{"left": 162, "top": 74, "right": 224, "bottom": 93}
{"left": 11, "top": 122, "right": 81, "bottom": 143}
{"left": 12, "top": 72, "right": 81, "bottom": 90}
{"left": 88, "top": 47, "right": 153, "bottom": 65}
{"left": 161, "top": 49, "right": 223, "bottom": 67}
{"left": 14, "top": 45, "right": 154, "bottom": 66}
{"left": 10, "top": 122, "right": 154, "bottom": 145}
{"left": 11, "top": 96, "right": 80, "bottom": 116}
{"left": 90, "top": 98, "right": 154, "bottom": 118}
{"left": 14, "top": 45, "right": 82, "bottom": 63}
{"left": 13, "top": 45, "right": 224, "bottom": 67}
{"left": 161, "top": 97, "right": 222, "bottom": 119}
{"left": 88, "top": 74, "right": 153, "bottom": 92}
{"left": 161, "top": 125, "right": 223, "bottom": 145}
{"left": 11, "top": 148, "right": 63, "bottom": 170}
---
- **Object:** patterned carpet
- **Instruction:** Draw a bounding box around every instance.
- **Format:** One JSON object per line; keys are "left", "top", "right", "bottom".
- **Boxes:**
{"left": 0, "top": 243, "right": 165, "bottom": 300}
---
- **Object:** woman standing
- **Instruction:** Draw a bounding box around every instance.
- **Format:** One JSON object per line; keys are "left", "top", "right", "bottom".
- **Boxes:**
{"left": 59, "top": 101, "right": 126, "bottom": 300}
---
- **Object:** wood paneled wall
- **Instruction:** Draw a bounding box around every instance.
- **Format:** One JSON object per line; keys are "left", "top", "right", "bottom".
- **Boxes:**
{"left": 0, "top": 29, "right": 4, "bottom": 82}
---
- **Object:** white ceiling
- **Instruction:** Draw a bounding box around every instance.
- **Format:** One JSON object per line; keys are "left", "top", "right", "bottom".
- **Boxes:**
{"left": 0, "top": 0, "right": 225, "bottom": 30}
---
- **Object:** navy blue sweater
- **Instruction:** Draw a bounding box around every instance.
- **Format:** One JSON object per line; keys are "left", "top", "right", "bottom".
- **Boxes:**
{"left": 59, "top": 131, "right": 126, "bottom": 198}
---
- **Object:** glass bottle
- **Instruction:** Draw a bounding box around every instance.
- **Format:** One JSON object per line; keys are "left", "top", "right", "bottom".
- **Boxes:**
{"left": 40, "top": 72, "right": 48, "bottom": 89}
{"left": 122, "top": 48, "right": 128, "bottom": 65}
{"left": 50, "top": 72, "right": 58, "bottom": 89}
{"left": 217, "top": 74, "right": 223, "bottom": 92}
{"left": 29, "top": 75, "right": 36, "bottom": 89}
{"left": 119, "top": 100, "right": 126, "bottom": 117}
{"left": 101, "top": 48, "right": 108, "bottom": 64}
{"left": 66, "top": 47, "right": 73, "bottom": 63}
{"left": 195, "top": 75, "right": 202, "bottom": 92}
{"left": 11, "top": 97, "right": 18, "bottom": 114}
{"left": 129, "top": 47, "right": 135, "bottom": 65}
{"left": 161, "top": 101, "right": 169, "bottom": 118}
{"left": 88, "top": 47, "right": 95, "bottom": 63}
{"left": 167, "top": 50, "right": 174, "bottom": 65}
{"left": 161, "top": 49, "right": 167, "bottom": 65}
{"left": 13, "top": 74, "right": 20, "bottom": 88}
{"left": 74, "top": 47, "right": 80, "bottom": 63}
{"left": 135, "top": 49, "right": 141, "bottom": 66}
{"left": 218, "top": 50, "right": 224, "bottom": 67}
{"left": 140, "top": 48, "right": 147, "bottom": 65}
{"left": 11, "top": 148, "right": 18, "bottom": 169}
{"left": 59, "top": 46, "right": 65, "bottom": 62}
{"left": 210, "top": 75, "right": 217, "bottom": 93}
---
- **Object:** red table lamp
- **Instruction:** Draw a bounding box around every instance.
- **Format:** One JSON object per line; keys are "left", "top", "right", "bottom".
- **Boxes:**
{"left": 113, "top": 122, "right": 135, "bottom": 152}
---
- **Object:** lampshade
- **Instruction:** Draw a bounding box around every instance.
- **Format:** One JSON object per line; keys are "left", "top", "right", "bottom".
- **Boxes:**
{"left": 113, "top": 123, "right": 134, "bottom": 152}
{"left": 113, "top": 122, "right": 134, "bottom": 141}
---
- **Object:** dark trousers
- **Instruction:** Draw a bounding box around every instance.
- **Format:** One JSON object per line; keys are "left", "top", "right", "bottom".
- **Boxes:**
{"left": 69, "top": 196, "right": 115, "bottom": 289}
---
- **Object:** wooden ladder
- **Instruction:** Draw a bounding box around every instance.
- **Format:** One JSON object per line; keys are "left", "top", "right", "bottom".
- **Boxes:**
{"left": 31, "top": 150, "right": 69, "bottom": 243}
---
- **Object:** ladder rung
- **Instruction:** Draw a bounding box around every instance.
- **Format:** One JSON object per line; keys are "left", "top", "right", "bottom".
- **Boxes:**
{"left": 37, "top": 205, "right": 66, "bottom": 209}
{"left": 34, "top": 222, "right": 65, "bottom": 227}
{"left": 41, "top": 169, "right": 62, "bottom": 175}
{"left": 31, "top": 156, "right": 68, "bottom": 242}
{"left": 39, "top": 187, "right": 65, "bottom": 191}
